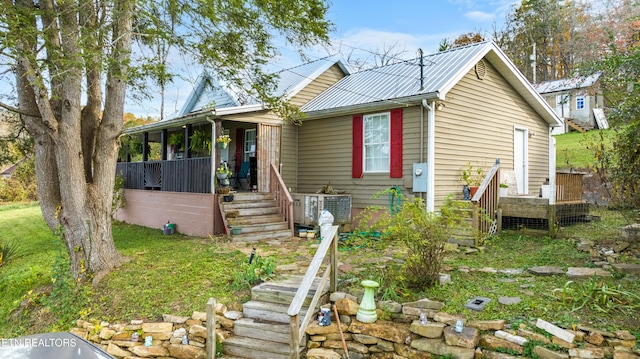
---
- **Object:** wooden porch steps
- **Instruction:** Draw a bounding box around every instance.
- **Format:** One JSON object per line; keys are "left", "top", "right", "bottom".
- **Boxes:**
{"left": 565, "top": 119, "right": 587, "bottom": 133}
{"left": 222, "top": 192, "right": 293, "bottom": 242}
{"left": 448, "top": 201, "right": 476, "bottom": 247}
{"left": 222, "top": 275, "right": 328, "bottom": 359}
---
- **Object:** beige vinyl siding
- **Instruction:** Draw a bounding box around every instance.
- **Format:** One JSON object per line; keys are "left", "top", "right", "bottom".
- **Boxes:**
{"left": 296, "top": 106, "right": 425, "bottom": 209}
{"left": 289, "top": 65, "right": 347, "bottom": 107}
{"left": 294, "top": 58, "right": 552, "bottom": 212}
{"left": 432, "top": 59, "right": 550, "bottom": 209}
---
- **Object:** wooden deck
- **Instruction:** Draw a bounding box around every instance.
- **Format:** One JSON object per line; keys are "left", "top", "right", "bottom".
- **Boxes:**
{"left": 499, "top": 196, "right": 590, "bottom": 236}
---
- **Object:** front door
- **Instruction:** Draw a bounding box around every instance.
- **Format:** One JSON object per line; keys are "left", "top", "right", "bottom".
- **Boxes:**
{"left": 514, "top": 128, "right": 528, "bottom": 194}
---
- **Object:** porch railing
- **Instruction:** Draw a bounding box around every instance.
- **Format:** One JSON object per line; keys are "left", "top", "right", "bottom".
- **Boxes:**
{"left": 287, "top": 225, "right": 338, "bottom": 359}
{"left": 269, "top": 163, "right": 294, "bottom": 236}
{"left": 116, "top": 158, "right": 211, "bottom": 193}
{"left": 556, "top": 172, "right": 584, "bottom": 204}
{"left": 470, "top": 159, "right": 500, "bottom": 240}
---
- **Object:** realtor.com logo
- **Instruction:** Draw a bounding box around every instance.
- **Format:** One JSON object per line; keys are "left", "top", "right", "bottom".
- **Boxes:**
{"left": 1, "top": 338, "right": 77, "bottom": 348}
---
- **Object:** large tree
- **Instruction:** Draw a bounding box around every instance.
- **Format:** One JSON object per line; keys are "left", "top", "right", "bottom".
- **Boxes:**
{"left": 497, "top": 0, "right": 592, "bottom": 83}
{"left": 0, "top": 0, "right": 331, "bottom": 283}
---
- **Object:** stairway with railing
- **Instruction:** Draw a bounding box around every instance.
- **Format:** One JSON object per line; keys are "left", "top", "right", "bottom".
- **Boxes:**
{"left": 469, "top": 159, "right": 501, "bottom": 243}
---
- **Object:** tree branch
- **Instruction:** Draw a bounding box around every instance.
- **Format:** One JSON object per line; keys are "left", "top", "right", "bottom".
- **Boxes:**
{"left": 0, "top": 100, "right": 41, "bottom": 118}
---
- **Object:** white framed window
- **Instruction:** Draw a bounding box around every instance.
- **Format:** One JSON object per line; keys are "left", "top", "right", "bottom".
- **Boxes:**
{"left": 244, "top": 129, "right": 256, "bottom": 162}
{"left": 576, "top": 95, "right": 585, "bottom": 110}
{"left": 363, "top": 112, "right": 390, "bottom": 173}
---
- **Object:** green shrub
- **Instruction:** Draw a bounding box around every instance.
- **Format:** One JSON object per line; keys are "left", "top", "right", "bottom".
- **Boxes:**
{"left": 232, "top": 253, "right": 276, "bottom": 289}
{"left": 0, "top": 240, "right": 20, "bottom": 266}
{"left": 372, "top": 194, "right": 465, "bottom": 288}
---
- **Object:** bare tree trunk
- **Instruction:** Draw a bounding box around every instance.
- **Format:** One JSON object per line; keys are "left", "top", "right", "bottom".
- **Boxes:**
{"left": 9, "top": 0, "right": 130, "bottom": 283}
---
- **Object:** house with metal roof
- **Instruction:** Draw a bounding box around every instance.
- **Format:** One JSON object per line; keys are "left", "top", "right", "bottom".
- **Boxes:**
{"left": 116, "top": 41, "right": 562, "bottom": 239}
{"left": 532, "top": 74, "right": 606, "bottom": 134}
{"left": 115, "top": 56, "right": 350, "bottom": 238}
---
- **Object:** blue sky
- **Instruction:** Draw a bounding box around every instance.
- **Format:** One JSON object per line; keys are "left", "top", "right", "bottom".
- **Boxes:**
{"left": 127, "top": 0, "right": 518, "bottom": 118}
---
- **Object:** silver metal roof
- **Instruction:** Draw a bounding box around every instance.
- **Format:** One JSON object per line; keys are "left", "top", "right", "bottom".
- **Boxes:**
{"left": 301, "top": 41, "right": 492, "bottom": 112}
{"left": 300, "top": 41, "right": 561, "bottom": 127}
{"left": 532, "top": 73, "right": 600, "bottom": 94}
{"left": 177, "top": 56, "right": 348, "bottom": 116}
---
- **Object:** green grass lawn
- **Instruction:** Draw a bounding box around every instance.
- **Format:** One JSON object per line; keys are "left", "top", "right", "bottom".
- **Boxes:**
{"left": 1, "top": 202, "right": 638, "bottom": 338}
{"left": 0, "top": 203, "right": 61, "bottom": 337}
{"left": 554, "top": 129, "right": 614, "bottom": 169}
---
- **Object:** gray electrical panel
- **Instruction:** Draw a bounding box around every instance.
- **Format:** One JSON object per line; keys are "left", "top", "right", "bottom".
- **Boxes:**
{"left": 413, "top": 163, "right": 428, "bottom": 192}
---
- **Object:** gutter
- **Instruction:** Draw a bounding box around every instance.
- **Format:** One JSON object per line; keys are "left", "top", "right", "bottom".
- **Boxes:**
{"left": 422, "top": 99, "right": 436, "bottom": 213}
{"left": 124, "top": 103, "right": 266, "bottom": 135}
{"left": 303, "top": 93, "right": 442, "bottom": 120}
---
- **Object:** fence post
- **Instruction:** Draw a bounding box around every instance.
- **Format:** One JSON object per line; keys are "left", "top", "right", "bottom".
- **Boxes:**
{"left": 290, "top": 314, "right": 300, "bottom": 359}
{"left": 330, "top": 227, "right": 338, "bottom": 293}
{"left": 207, "top": 298, "right": 216, "bottom": 359}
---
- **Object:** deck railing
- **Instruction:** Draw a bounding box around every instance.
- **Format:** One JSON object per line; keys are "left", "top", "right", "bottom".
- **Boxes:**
{"left": 556, "top": 172, "right": 584, "bottom": 204}
{"left": 269, "top": 163, "right": 295, "bottom": 236}
{"left": 116, "top": 158, "right": 212, "bottom": 193}
{"left": 287, "top": 225, "right": 339, "bottom": 359}
{"left": 470, "top": 159, "right": 501, "bottom": 240}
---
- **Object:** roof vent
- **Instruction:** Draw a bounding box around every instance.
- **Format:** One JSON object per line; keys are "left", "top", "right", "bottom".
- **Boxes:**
{"left": 475, "top": 60, "right": 487, "bottom": 80}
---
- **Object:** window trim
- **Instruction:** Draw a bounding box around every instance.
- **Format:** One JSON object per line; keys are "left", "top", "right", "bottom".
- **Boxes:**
{"left": 363, "top": 112, "right": 391, "bottom": 174}
{"left": 576, "top": 95, "right": 585, "bottom": 110}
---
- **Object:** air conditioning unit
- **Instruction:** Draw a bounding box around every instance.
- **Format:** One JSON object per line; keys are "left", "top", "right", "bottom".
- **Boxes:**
{"left": 292, "top": 193, "right": 352, "bottom": 226}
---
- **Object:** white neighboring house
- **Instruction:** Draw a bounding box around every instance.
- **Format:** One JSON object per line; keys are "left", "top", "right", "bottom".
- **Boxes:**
{"left": 533, "top": 74, "right": 607, "bottom": 135}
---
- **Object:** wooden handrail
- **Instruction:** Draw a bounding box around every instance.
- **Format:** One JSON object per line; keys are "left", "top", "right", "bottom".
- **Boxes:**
{"left": 269, "top": 163, "right": 295, "bottom": 236}
{"left": 288, "top": 225, "right": 339, "bottom": 359}
{"left": 218, "top": 195, "right": 230, "bottom": 235}
{"left": 470, "top": 159, "right": 500, "bottom": 240}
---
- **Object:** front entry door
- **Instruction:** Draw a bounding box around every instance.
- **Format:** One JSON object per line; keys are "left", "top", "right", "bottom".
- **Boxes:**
{"left": 257, "top": 124, "right": 281, "bottom": 192}
{"left": 514, "top": 128, "right": 528, "bottom": 194}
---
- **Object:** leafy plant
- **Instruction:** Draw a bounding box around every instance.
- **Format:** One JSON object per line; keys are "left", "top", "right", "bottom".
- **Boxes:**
{"left": 111, "top": 172, "right": 126, "bottom": 219}
{"left": 551, "top": 276, "right": 640, "bottom": 314}
{"left": 215, "top": 134, "right": 231, "bottom": 145}
{"left": 190, "top": 129, "right": 212, "bottom": 152}
{"left": 232, "top": 253, "right": 276, "bottom": 289}
{"left": 0, "top": 240, "right": 20, "bottom": 267}
{"left": 168, "top": 133, "right": 184, "bottom": 149}
{"left": 372, "top": 193, "right": 465, "bottom": 288}
{"left": 460, "top": 162, "right": 485, "bottom": 187}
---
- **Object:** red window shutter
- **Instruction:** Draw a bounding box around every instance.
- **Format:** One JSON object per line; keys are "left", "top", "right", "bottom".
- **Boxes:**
{"left": 390, "top": 108, "right": 403, "bottom": 178}
{"left": 352, "top": 114, "right": 363, "bottom": 178}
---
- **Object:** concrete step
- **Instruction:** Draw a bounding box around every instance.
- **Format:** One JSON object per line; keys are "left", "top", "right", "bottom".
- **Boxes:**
{"left": 251, "top": 275, "right": 329, "bottom": 306}
{"left": 242, "top": 300, "right": 311, "bottom": 323}
{"left": 230, "top": 229, "right": 293, "bottom": 242}
{"left": 223, "top": 336, "right": 295, "bottom": 359}
{"left": 233, "top": 318, "right": 293, "bottom": 344}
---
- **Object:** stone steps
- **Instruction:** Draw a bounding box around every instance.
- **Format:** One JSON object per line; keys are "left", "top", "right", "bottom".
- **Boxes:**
{"left": 223, "top": 275, "right": 327, "bottom": 359}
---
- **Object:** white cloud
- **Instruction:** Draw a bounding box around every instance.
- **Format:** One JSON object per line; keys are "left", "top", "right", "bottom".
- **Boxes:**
{"left": 465, "top": 11, "right": 496, "bottom": 22}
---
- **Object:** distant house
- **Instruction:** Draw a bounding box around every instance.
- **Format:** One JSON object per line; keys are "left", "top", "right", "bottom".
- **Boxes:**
{"left": 533, "top": 74, "right": 606, "bottom": 134}
{"left": 1, "top": 158, "right": 27, "bottom": 179}
{"left": 116, "top": 41, "right": 562, "bottom": 238}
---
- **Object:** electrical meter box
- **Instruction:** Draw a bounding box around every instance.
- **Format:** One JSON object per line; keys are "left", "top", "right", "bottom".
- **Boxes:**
{"left": 413, "top": 163, "right": 428, "bottom": 192}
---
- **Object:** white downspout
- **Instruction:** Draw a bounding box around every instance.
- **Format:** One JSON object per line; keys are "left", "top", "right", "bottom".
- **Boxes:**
{"left": 548, "top": 128, "right": 556, "bottom": 205}
{"left": 422, "top": 99, "right": 436, "bottom": 212}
